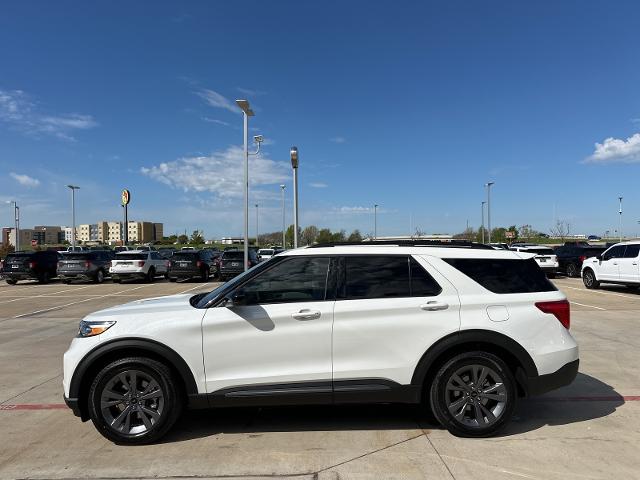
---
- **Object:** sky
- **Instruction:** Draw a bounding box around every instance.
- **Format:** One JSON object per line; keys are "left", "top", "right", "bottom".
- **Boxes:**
{"left": 1, "top": 1, "right": 640, "bottom": 239}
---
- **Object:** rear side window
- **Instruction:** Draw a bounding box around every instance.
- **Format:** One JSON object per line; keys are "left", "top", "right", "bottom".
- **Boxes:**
{"left": 223, "top": 251, "right": 244, "bottom": 260}
{"left": 444, "top": 258, "right": 556, "bottom": 294}
{"left": 624, "top": 245, "right": 640, "bottom": 258}
{"left": 343, "top": 256, "right": 441, "bottom": 299}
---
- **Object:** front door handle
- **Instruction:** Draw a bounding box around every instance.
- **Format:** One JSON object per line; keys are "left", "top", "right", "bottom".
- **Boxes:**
{"left": 420, "top": 301, "right": 449, "bottom": 311}
{"left": 292, "top": 309, "right": 321, "bottom": 320}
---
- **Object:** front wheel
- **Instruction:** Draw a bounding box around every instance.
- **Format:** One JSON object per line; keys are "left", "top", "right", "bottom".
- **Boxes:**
{"left": 429, "top": 351, "right": 516, "bottom": 437}
{"left": 146, "top": 268, "right": 155, "bottom": 283}
{"left": 88, "top": 357, "right": 183, "bottom": 444}
{"left": 583, "top": 269, "right": 599, "bottom": 289}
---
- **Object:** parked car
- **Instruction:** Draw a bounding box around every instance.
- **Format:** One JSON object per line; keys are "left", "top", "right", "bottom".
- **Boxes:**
{"left": 554, "top": 244, "right": 606, "bottom": 277}
{"left": 109, "top": 250, "right": 168, "bottom": 283}
{"left": 167, "top": 250, "right": 217, "bottom": 282}
{"left": 66, "top": 246, "right": 90, "bottom": 252}
{"left": 64, "top": 241, "right": 578, "bottom": 443}
{"left": 588, "top": 235, "right": 602, "bottom": 241}
{"left": 113, "top": 246, "right": 132, "bottom": 253}
{"left": 582, "top": 241, "right": 640, "bottom": 290}
{"left": 257, "top": 248, "right": 276, "bottom": 261}
{"left": 2, "top": 250, "right": 60, "bottom": 284}
{"left": 509, "top": 245, "right": 559, "bottom": 278}
{"left": 58, "top": 251, "right": 115, "bottom": 284}
{"left": 157, "top": 248, "right": 177, "bottom": 259}
{"left": 218, "top": 249, "right": 260, "bottom": 280}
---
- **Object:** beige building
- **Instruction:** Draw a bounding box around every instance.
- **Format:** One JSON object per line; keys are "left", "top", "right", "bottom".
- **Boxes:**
{"left": 127, "top": 221, "right": 154, "bottom": 243}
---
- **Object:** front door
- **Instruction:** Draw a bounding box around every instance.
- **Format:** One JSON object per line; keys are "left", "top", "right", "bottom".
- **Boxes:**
{"left": 598, "top": 245, "right": 626, "bottom": 282}
{"left": 202, "top": 256, "right": 334, "bottom": 396}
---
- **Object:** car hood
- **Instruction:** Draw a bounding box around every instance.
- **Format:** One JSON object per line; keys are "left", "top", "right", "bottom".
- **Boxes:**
{"left": 86, "top": 294, "right": 195, "bottom": 319}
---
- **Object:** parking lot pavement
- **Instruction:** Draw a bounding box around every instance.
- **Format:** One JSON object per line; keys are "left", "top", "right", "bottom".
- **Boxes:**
{"left": 1, "top": 277, "right": 639, "bottom": 479}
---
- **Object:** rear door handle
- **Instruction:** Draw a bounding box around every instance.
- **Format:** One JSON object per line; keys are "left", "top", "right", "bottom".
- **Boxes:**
{"left": 291, "top": 309, "right": 321, "bottom": 320}
{"left": 420, "top": 301, "right": 449, "bottom": 311}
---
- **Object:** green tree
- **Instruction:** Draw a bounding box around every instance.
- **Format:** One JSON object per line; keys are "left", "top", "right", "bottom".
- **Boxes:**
{"left": 0, "top": 243, "right": 15, "bottom": 258}
{"left": 301, "top": 225, "right": 319, "bottom": 246}
{"left": 330, "top": 230, "right": 346, "bottom": 242}
{"left": 190, "top": 230, "right": 205, "bottom": 245}
{"left": 177, "top": 234, "right": 189, "bottom": 244}
{"left": 316, "top": 228, "right": 332, "bottom": 244}
{"left": 347, "top": 229, "right": 362, "bottom": 242}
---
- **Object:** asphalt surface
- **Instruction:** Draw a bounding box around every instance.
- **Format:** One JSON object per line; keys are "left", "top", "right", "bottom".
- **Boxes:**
{"left": 0, "top": 276, "right": 638, "bottom": 479}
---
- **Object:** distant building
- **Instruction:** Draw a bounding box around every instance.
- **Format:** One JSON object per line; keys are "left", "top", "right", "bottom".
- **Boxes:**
{"left": 153, "top": 223, "right": 163, "bottom": 242}
{"left": 220, "top": 237, "right": 244, "bottom": 245}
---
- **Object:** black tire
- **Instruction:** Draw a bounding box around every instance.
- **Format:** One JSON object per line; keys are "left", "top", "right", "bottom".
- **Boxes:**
{"left": 565, "top": 263, "right": 580, "bottom": 278}
{"left": 94, "top": 269, "right": 105, "bottom": 284}
{"left": 429, "top": 351, "right": 517, "bottom": 438}
{"left": 39, "top": 272, "right": 50, "bottom": 284}
{"left": 146, "top": 268, "right": 155, "bottom": 283}
{"left": 88, "top": 357, "right": 183, "bottom": 445}
{"left": 625, "top": 284, "right": 640, "bottom": 291}
{"left": 63, "top": 280, "right": 71, "bottom": 285}
{"left": 6, "top": 279, "right": 17, "bottom": 285}
{"left": 112, "top": 277, "right": 121, "bottom": 284}
{"left": 583, "top": 268, "right": 599, "bottom": 289}
{"left": 201, "top": 267, "right": 210, "bottom": 282}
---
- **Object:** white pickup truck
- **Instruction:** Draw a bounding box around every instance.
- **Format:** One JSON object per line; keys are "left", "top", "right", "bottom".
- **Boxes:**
{"left": 581, "top": 242, "right": 640, "bottom": 290}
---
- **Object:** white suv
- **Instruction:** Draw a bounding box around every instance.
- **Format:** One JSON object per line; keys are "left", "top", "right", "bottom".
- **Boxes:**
{"left": 63, "top": 241, "right": 578, "bottom": 443}
{"left": 582, "top": 241, "right": 640, "bottom": 289}
{"left": 509, "top": 245, "right": 558, "bottom": 278}
{"left": 109, "top": 250, "right": 168, "bottom": 283}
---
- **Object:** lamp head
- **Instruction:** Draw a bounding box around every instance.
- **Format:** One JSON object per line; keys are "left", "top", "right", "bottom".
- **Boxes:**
{"left": 290, "top": 146, "right": 299, "bottom": 168}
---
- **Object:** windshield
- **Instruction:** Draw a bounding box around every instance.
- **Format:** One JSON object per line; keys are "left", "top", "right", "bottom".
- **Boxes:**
{"left": 258, "top": 249, "right": 274, "bottom": 255}
{"left": 222, "top": 251, "right": 244, "bottom": 260}
{"left": 527, "top": 248, "right": 554, "bottom": 255}
{"left": 60, "top": 253, "right": 95, "bottom": 260}
{"left": 172, "top": 252, "right": 197, "bottom": 260}
{"left": 115, "top": 253, "right": 147, "bottom": 260}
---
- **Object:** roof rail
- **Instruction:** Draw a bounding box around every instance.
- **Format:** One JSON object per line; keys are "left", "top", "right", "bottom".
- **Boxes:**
{"left": 308, "top": 240, "right": 494, "bottom": 249}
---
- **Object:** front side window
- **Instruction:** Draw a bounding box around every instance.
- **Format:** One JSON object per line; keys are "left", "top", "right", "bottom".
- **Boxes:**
{"left": 602, "top": 245, "right": 625, "bottom": 261}
{"left": 236, "top": 256, "right": 330, "bottom": 305}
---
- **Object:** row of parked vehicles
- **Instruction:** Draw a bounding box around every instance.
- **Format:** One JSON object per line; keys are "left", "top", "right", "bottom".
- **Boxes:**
{"left": 0, "top": 246, "right": 284, "bottom": 285}
{"left": 490, "top": 240, "right": 640, "bottom": 290}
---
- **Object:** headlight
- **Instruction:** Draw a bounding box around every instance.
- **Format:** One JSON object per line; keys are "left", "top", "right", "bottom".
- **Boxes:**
{"left": 78, "top": 320, "right": 116, "bottom": 337}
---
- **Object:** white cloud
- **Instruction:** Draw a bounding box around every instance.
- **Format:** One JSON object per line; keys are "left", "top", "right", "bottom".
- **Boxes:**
{"left": 0, "top": 88, "right": 97, "bottom": 141}
{"left": 336, "top": 206, "right": 373, "bottom": 214}
{"left": 586, "top": 132, "right": 640, "bottom": 163}
{"left": 329, "top": 136, "right": 346, "bottom": 144}
{"left": 10, "top": 172, "right": 40, "bottom": 187}
{"left": 141, "top": 145, "right": 290, "bottom": 199}
{"left": 195, "top": 88, "right": 237, "bottom": 113}
{"left": 309, "top": 182, "right": 328, "bottom": 188}
{"left": 202, "top": 117, "right": 231, "bottom": 127}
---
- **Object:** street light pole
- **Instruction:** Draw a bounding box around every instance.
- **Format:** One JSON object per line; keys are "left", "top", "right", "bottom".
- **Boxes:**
{"left": 485, "top": 182, "right": 495, "bottom": 244}
{"left": 481, "top": 201, "right": 486, "bottom": 244}
{"left": 255, "top": 204, "right": 259, "bottom": 247}
{"left": 374, "top": 204, "right": 378, "bottom": 239}
{"left": 67, "top": 185, "right": 80, "bottom": 250}
{"left": 7, "top": 201, "right": 19, "bottom": 251}
{"left": 280, "top": 185, "right": 286, "bottom": 248}
{"left": 236, "top": 99, "right": 255, "bottom": 271}
{"left": 619, "top": 196, "right": 623, "bottom": 242}
{"left": 290, "top": 147, "right": 299, "bottom": 248}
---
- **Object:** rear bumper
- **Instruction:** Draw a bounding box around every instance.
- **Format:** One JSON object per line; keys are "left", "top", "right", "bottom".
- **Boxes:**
{"left": 59, "top": 271, "right": 93, "bottom": 280}
{"left": 524, "top": 359, "right": 579, "bottom": 396}
{"left": 168, "top": 269, "right": 200, "bottom": 279}
{"left": 219, "top": 268, "right": 243, "bottom": 278}
{"left": 110, "top": 271, "right": 146, "bottom": 279}
{"left": 2, "top": 272, "right": 38, "bottom": 280}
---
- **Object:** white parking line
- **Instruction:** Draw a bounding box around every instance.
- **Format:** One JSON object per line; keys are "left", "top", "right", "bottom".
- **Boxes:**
{"left": 570, "top": 301, "right": 606, "bottom": 311}
{"left": 177, "top": 283, "right": 215, "bottom": 294}
{"left": 0, "top": 284, "right": 98, "bottom": 305}
{"left": 562, "top": 285, "right": 640, "bottom": 300}
{"left": 11, "top": 284, "right": 156, "bottom": 319}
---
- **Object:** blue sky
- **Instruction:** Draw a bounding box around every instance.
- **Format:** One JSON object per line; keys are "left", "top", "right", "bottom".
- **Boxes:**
{"left": 2, "top": 1, "right": 640, "bottom": 239}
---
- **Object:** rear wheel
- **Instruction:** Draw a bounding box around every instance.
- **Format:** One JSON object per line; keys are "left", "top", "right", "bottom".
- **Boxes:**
{"left": 583, "top": 269, "right": 599, "bottom": 289}
{"left": 6, "top": 279, "right": 17, "bottom": 285}
{"left": 88, "top": 357, "right": 182, "bottom": 444}
{"left": 146, "top": 268, "right": 155, "bottom": 283}
{"left": 94, "top": 270, "right": 105, "bottom": 284}
{"left": 112, "top": 277, "right": 121, "bottom": 284}
{"left": 429, "top": 351, "right": 516, "bottom": 438}
{"left": 39, "top": 272, "right": 50, "bottom": 284}
{"left": 565, "top": 263, "right": 579, "bottom": 278}
{"left": 201, "top": 267, "right": 209, "bottom": 282}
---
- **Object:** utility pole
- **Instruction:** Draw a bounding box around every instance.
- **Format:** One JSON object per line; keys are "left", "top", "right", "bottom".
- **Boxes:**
{"left": 291, "top": 147, "right": 299, "bottom": 248}
{"left": 374, "top": 204, "right": 378, "bottom": 239}
{"left": 280, "top": 185, "right": 286, "bottom": 248}
{"left": 485, "top": 182, "right": 495, "bottom": 244}
{"left": 255, "top": 204, "right": 259, "bottom": 247}
{"left": 67, "top": 185, "right": 80, "bottom": 250}
{"left": 481, "top": 201, "right": 486, "bottom": 244}
{"left": 619, "top": 196, "right": 623, "bottom": 242}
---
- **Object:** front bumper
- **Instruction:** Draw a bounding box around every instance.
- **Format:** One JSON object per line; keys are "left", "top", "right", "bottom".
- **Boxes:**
{"left": 524, "top": 359, "right": 579, "bottom": 396}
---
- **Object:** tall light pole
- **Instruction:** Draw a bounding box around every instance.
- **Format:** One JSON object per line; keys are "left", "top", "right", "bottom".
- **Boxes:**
{"left": 67, "top": 185, "right": 80, "bottom": 250}
{"left": 374, "top": 204, "right": 379, "bottom": 239}
{"left": 235, "top": 99, "right": 262, "bottom": 271}
{"left": 290, "top": 146, "right": 299, "bottom": 248}
{"left": 7, "top": 201, "right": 19, "bottom": 251}
{"left": 481, "top": 201, "right": 486, "bottom": 244}
{"left": 485, "top": 182, "right": 495, "bottom": 243}
{"left": 280, "top": 184, "right": 286, "bottom": 248}
{"left": 255, "top": 204, "right": 259, "bottom": 247}
{"left": 619, "top": 196, "right": 623, "bottom": 242}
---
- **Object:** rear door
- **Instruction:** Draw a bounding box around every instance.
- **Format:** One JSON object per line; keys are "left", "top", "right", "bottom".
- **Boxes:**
{"left": 618, "top": 245, "right": 640, "bottom": 283}
{"left": 332, "top": 255, "right": 461, "bottom": 387}
{"left": 598, "top": 245, "right": 626, "bottom": 281}
{"left": 202, "top": 255, "right": 334, "bottom": 395}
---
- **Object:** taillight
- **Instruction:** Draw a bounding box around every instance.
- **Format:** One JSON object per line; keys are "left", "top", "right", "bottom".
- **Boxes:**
{"left": 166, "top": 260, "right": 171, "bottom": 268}
{"left": 536, "top": 300, "right": 570, "bottom": 329}
{"left": 85, "top": 261, "right": 91, "bottom": 269}
{"left": 137, "top": 261, "right": 145, "bottom": 267}
{"left": 579, "top": 255, "right": 586, "bottom": 262}
{"left": 29, "top": 261, "right": 36, "bottom": 269}
{"left": 197, "top": 260, "right": 203, "bottom": 268}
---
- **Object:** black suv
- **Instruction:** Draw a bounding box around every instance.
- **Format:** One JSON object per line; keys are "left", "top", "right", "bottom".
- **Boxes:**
{"left": 58, "top": 250, "right": 115, "bottom": 284}
{"left": 168, "top": 250, "right": 217, "bottom": 282}
{"left": 2, "top": 250, "right": 60, "bottom": 284}
{"left": 218, "top": 249, "right": 259, "bottom": 281}
{"left": 554, "top": 244, "right": 606, "bottom": 277}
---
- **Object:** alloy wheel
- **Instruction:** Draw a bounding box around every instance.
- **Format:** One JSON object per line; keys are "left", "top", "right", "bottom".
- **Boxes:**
{"left": 445, "top": 364, "right": 507, "bottom": 428}
{"left": 99, "top": 369, "right": 165, "bottom": 436}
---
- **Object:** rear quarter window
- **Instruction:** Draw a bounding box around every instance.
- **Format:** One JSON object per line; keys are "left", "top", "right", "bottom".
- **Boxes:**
{"left": 444, "top": 258, "right": 557, "bottom": 294}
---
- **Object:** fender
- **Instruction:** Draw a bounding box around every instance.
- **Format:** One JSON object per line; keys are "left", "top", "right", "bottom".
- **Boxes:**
{"left": 410, "top": 329, "right": 538, "bottom": 386}
{"left": 68, "top": 337, "right": 199, "bottom": 401}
